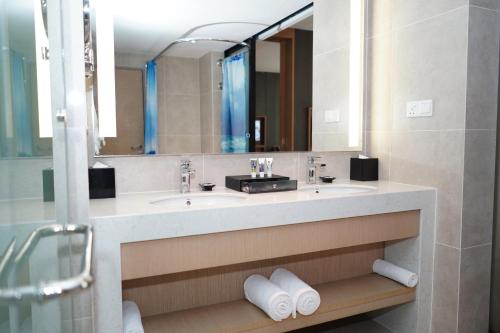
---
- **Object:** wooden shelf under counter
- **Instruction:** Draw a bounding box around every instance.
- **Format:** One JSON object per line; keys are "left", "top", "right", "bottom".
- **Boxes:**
{"left": 121, "top": 210, "right": 420, "bottom": 332}
{"left": 142, "top": 274, "right": 415, "bottom": 333}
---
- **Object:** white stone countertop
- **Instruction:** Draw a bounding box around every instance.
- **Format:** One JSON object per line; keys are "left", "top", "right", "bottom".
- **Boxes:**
{"left": 89, "top": 180, "right": 436, "bottom": 244}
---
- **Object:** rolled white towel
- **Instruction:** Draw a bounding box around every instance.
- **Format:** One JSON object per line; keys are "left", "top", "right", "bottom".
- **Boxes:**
{"left": 122, "top": 300, "right": 144, "bottom": 333}
{"left": 270, "top": 268, "right": 321, "bottom": 318}
{"left": 244, "top": 274, "right": 293, "bottom": 321}
{"left": 372, "top": 259, "right": 418, "bottom": 288}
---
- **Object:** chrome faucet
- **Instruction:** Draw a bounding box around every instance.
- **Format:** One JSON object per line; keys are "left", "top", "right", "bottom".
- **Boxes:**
{"left": 180, "top": 159, "right": 195, "bottom": 193}
{"left": 306, "top": 156, "right": 325, "bottom": 184}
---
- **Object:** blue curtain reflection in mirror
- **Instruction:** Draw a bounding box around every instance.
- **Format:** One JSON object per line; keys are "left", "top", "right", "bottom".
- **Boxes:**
{"left": 11, "top": 51, "right": 33, "bottom": 157}
{"left": 0, "top": 50, "right": 34, "bottom": 157}
{"left": 144, "top": 60, "right": 158, "bottom": 154}
{"left": 220, "top": 49, "right": 250, "bottom": 153}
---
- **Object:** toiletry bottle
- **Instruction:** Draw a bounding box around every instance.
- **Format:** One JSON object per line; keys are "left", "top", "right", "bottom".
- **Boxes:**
{"left": 250, "top": 158, "right": 258, "bottom": 178}
{"left": 258, "top": 158, "right": 265, "bottom": 178}
{"left": 266, "top": 158, "right": 273, "bottom": 177}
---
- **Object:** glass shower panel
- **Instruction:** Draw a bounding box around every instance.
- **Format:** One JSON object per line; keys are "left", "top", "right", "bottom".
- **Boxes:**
{"left": 0, "top": 0, "right": 82, "bottom": 332}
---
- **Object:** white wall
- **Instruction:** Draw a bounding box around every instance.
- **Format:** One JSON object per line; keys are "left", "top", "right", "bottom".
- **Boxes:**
{"left": 256, "top": 41, "right": 281, "bottom": 73}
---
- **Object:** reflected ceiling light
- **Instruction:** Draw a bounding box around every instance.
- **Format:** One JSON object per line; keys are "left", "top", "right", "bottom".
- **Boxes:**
{"left": 279, "top": 6, "right": 313, "bottom": 30}
{"left": 34, "top": 0, "right": 52, "bottom": 138}
{"left": 257, "top": 5, "right": 313, "bottom": 41}
{"left": 95, "top": 0, "right": 117, "bottom": 137}
{"left": 348, "top": 0, "right": 364, "bottom": 148}
{"left": 257, "top": 25, "right": 280, "bottom": 41}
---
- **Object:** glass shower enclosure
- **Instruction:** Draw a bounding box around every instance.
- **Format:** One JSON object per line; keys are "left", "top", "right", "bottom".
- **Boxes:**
{"left": 0, "top": 0, "right": 93, "bottom": 332}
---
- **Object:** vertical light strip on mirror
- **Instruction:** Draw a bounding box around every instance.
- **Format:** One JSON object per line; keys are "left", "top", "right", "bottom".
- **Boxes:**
{"left": 348, "top": 0, "right": 364, "bottom": 148}
{"left": 34, "top": 0, "right": 53, "bottom": 138}
{"left": 95, "top": 0, "right": 116, "bottom": 137}
{"left": 0, "top": 0, "right": 13, "bottom": 138}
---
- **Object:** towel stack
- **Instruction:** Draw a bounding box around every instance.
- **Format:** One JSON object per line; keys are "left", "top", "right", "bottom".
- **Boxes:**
{"left": 244, "top": 268, "right": 321, "bottom": 321}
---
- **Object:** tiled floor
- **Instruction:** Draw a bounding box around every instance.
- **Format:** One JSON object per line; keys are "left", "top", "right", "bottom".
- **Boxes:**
{"left": 290, "top": 316, "right": 391, "bottom": 333}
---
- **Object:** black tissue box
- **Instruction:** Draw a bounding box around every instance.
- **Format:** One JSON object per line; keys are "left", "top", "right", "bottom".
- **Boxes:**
{"left": 350, "top": 158, "right": 378, "bottom": 181}
{"left": 88, "top": 168, "right": 116, "bottom": 199}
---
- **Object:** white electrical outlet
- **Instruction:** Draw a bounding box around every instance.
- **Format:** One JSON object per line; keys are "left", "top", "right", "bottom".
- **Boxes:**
{"left": 406, "top": 100, "right": 433, "bottom": 118}
{"left": 324, "top": 109, "right": 340, "bottom": 123}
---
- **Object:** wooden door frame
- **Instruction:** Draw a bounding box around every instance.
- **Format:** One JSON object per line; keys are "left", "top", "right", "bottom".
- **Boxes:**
{"left": 269, "top": 28, "right": 295, "bottom": 151}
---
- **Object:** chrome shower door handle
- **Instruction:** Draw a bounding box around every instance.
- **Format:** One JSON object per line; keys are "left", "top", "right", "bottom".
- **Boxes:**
{"left": 0, "top": 224, "right": 94, "bottom": 304}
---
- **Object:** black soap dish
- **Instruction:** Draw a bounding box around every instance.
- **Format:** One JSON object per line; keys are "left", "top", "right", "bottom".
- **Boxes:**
{"left": 199, "top": 183, "right": 216, "bottom": 191}
{"left": 320, "top": 176, "right": 336, "bottom": 183}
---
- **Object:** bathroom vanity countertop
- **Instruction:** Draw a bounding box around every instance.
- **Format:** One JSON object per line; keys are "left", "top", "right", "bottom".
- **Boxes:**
{"left": 0, "top": 181, "right": 435, "bottom": 232}
{"left": 88, "top": 180, "right": 436, "bottom": 243}
{"left": 90, "top": 180, "right": 433, "bottom": 216}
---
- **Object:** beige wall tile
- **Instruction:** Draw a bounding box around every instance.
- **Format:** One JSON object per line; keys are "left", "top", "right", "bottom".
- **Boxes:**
{"left": 391, "top": 7, "right": 468, "bottom": 131}
{"left": 164, "top": 95, "right": 201, "bottom": 135}
{"left": 160, "top": 135, "right": 202, "bottom": 155}
{"left": 466, "top": 7, "right": 500, "bottom": 130}
{"left": 0, "top": 158, "right": 53, "bottom": 200}
{"left": 99, "top": 156, "right": 176, "bottom": 193}
{"left": 313, "top": 49, "right": 349, "bottom": 124}
{"left": 391, "top": 0, "right": 468, "bottom": 28}
{"left": 201, "top": 135, "right": 214, "bottom": 154}
{"left": 365, "top": 131, "right": 391, "bottom": 180}
{"left": 199, "top": 53, "right": 212, "bottom": 95}
{"left": 213, "top": 91, "right": 222, "bottom": 136}
{"left": 313, "top": 0, "right": 351, "bottom": 55}
{"left": 312, "top": 132, "right": 351, "bottom": 152}
{"left": 312, "top": 49, "right": 351, "bottom": 152}
{"left": 365, "top": 34, "right": 394, "bottom": 131}
{"left": 100, "top": 155, "right": 204, "bottom": 193}
{"left": 470, "top": 0, "right": 500, "bottom": 10}
{"left": 158, "top": 56, "right": 200, "bottom": 95}
{"left": 200, "top": 93, "right": 213, "bottom": 137}
{"left": 458, "top": 244, "right": 492, "bottom": 333}
{"left": 461, "top": 130, "right": 496, "bottom": 247}
{"left": 432, "top": 244, "right": 460, "bottom": 333}
{"left": 390, "top": 131, "right": 465, "bottom": 247}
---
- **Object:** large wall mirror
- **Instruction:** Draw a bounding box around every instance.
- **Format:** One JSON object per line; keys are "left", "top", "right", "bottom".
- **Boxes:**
{"left": 96, "top": 0, "right": 365, "bottom": 156}
{"left": 0, "top": 0, "right": 365, "bottom": 159}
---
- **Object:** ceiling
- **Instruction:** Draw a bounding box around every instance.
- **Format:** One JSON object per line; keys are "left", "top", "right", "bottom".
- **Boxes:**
{"left": 110, "top": 0, "right": 313, "bottom": 58}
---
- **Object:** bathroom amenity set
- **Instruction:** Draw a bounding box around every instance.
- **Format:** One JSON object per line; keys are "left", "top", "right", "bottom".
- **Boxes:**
{"left": 243, "top": 260, "right": 418, "bottom": 322}
{"left": 226, "top": 157, "right": 298, "bottom": 193}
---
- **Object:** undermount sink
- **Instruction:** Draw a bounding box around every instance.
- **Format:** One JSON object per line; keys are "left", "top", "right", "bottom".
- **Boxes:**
{"left": 299, "top": 184, "right": 377, "bottom": 195}
{"left": 150, "top": 193, "right": 248, "bottom": 207}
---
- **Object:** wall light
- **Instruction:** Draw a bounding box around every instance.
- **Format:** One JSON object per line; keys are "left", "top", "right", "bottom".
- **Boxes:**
{"left": 257, "top": 25, "right": 280, "bottom": 41}
{"left": 348, "top": 0, "right": 364, "bottom": 148}
{"left": 279, "top": 6, "right": 313, "bottom": 30}
{"left": 34, "top": 0, "right": 52, "bottom": 138}
{"left": 0, "top": 4, "right": 13, "bottom": 139}
{"left": 94, "top": 0, "right": 116, "bottom": 137}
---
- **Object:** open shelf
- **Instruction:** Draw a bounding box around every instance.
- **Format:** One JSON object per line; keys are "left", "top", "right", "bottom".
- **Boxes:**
{"left": 142, "top": 274, "right": 415, "bottom": 333}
